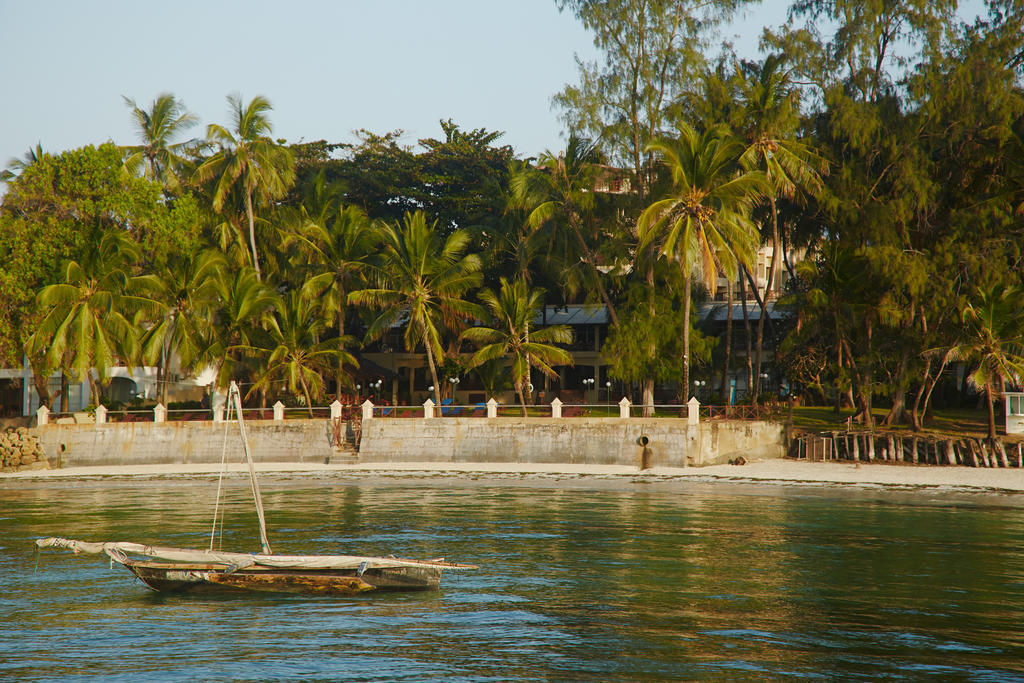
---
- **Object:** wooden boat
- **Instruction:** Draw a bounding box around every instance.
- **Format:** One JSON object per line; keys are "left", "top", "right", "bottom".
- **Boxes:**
{"left": 35, "top": 382, "right": 477, "bottom": 596}
{"left": 34, "top": 537, "right": 471, "bottom": 595}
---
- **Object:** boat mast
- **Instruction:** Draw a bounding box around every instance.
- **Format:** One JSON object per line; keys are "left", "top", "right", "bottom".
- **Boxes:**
{"left": 230, "top": 381, "right": 273, "bottom": 555}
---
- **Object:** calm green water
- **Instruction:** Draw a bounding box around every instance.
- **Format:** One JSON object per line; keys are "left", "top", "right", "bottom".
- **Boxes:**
{"left": 3, "top": 475, "right": 1024, "bottom": 681}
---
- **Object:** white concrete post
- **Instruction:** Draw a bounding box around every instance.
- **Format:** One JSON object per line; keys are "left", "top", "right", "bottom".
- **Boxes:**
{"left": 619, "top": 397, "right": 631, "bottom": 419}
{"left": 95, "top": 405, "right": 107, "bottom": 425}
{"left": 154, "top": 403, "right": 167, "bottom": 423}
{"left": 273, "top": 401, "right": 285, "bottom": 421}
{"left": 361, "top": 399, "right": 374, "bottom": 421}
{"left": 551, "top": 397, "right": 563, "bottom": 419}
{"left": 212, "top": 388, "right": 226, "bottom": 423}
{"left": 36, "top": 405, "right": 49, "bottom": 426}
{"left": 330, "top": 400, "right": 342, "bottom": 420}
{"left": 423, "top": 398, "right": 434, "bottom": 419}
{"left": 687, "top": 396, "right": 700, "bottom": 427}
{"left": 486, "top": 397, "right": 498, "bottom": 418}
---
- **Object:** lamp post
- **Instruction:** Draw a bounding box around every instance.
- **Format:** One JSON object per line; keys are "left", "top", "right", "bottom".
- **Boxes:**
{"left": 355, "top": 383, "right": 361, "bottom": 401}
{"left": 373, "top": 379, "right": 382, "bottom": 402}
{"left": 448, "top": 376, "right": 460, "bottom": 402}
{"left": 605, "top": 380, "right": 612, "bottom": 405}
{"left": 693, "top": 379, "right": 706, "bottom": 401}
{"left": 583, "top": 377, "right": 595, "bottom": 403}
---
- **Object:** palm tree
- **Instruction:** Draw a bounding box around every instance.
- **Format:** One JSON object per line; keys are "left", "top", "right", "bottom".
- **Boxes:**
{"left": 193, "top": 94, "right": 295, "bottom": 280}
{"left": 26, "top": 230, "right": 143, "bottom": 406}
{"left": 1, "top": 143, "right": 45, "bottom": 183}
{"left": 288, "top": 201, "right": 381, "bottom": 396}
{"left": 509, "top": 135, "right": 620, "bottom": 325}
{"left": 135, "top": 249, "right": 226, "bottom": 405}
{"left": 946, "top": 285, "right": 1024, "bottom": 442}
{"left": 462, "top": 278, "right": 573, "bottom": 416}
{"left": 204, "top": 265, "right": 281, "bottom": 390}
{"left": 242, "top": 290, "right": 358, "bottom": 417}
{"left": 639, "top": 122, "right": 765, "bottom": 395}
{"left": 122, "top": 93, "right": 200, "bottom": 192}
{"left": 735, "top": 55, "right": 827, "bottom": 396}
{"left": 350, "top": 211, "right": 482, "bottom": 407}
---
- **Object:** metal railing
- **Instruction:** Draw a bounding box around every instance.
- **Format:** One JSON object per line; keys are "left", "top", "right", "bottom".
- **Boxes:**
{"left": 39, "top": 399, "right": 785, "bottom": 425}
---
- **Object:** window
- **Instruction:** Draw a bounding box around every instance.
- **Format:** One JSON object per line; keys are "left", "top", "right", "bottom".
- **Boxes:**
{"left": 1010, "top": 395, "right": 1024, "bottom": 416}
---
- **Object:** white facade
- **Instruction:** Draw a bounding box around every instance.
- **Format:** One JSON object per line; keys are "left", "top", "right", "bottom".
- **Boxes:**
{"left": 713, "top": 244, "right": 805, "bottom": 302}
{"left": 0, "top": 359, "right": 159, "bottom": 416}
{"left": 1006, "top": 393, "right": 1024, "bottom": 435}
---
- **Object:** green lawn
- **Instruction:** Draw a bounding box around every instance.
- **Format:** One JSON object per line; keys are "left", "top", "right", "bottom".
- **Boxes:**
{"left": 788, "top": 405, "right": 995, "bottom": 437}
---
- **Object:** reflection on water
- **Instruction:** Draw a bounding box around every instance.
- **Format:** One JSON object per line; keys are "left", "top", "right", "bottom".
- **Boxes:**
{"left": 3, "top": 476, "right": 1024, "bottom": 681}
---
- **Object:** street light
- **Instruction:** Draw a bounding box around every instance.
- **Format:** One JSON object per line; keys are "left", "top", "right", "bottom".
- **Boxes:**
{"left": 355, "top": 383, "right": 361, "bottom": 400}
{"left": 583, "top": 377, "right": 595, "bottom": 403}
{"left": 693, "top": 379, "right": 706, "bottom": 400}
{"left": 449, "top": 376, "right": 460, "bottom": 401}
{"left": 373, "top": 379, "right": 382, "bottom": 401}
{"left": 605, "top": 380, "right": 612, "bottom": 405}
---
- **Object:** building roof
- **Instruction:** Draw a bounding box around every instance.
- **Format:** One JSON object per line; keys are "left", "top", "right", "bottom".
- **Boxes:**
{"left": 537, "top": 305, "right": 610, "bottom": 326}
{"left": 698, "top": 301, "right": 788, "bottom": 322}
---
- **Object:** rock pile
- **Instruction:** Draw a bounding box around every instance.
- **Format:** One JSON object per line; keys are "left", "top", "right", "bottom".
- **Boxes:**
{"left": 1, "top": 428, "right": 47, "bottom": 470}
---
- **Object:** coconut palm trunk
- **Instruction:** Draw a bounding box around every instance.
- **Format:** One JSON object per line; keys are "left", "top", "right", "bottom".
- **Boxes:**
{"left": 245, "top": 190, "right": 261, "bottom": 280}
{"left": 299, "top": 373, "right": 315, "bottom": 419}
{"left": 682, "top": 267, "right": 692, "bottom": 401}
{"left": 740, "top": 267, "right": 754, "bottom": 399}
{"left": 720, "top": 279, "right": 734, "bottom": 404}
{"left": 516, "top": 381, "right": 528, "bottom": 417}
{"left": 422, "top": 328, "right": 442, "bottom": 408}
{"left": 754, "top": 199, "right": 781, "bottom": 399}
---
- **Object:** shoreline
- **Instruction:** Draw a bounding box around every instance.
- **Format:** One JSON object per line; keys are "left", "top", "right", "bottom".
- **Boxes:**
{"left": 5, "top": 459, "right": 1024, "bottom": 495}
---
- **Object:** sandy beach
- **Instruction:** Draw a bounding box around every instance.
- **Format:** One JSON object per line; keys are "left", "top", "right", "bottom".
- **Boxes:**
{"left": 4, "top": 459, "right": 1024, "bottom": 493}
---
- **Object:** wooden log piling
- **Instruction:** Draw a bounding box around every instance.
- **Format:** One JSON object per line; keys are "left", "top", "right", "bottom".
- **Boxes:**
{"left": 790, "top": 431, "right": 1024, "bottom": 471}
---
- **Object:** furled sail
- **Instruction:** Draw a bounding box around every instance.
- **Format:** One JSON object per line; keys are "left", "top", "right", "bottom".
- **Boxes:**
{"left": 36, "top": 537, "right": 476, "bottom": 571}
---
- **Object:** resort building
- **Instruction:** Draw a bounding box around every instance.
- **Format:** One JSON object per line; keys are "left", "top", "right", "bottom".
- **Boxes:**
{"left": 1006, "top": 392, "right": 1024, "bottom": 434}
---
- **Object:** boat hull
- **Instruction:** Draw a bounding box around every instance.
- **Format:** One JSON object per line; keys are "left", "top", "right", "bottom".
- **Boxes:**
{"left": 124, "top": 561, "right": 443, "bottom": 596}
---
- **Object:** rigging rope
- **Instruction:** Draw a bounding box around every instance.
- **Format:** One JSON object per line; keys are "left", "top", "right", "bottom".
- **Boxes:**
{"left": 209, "top": 389, "right": 233, "bottom": 551}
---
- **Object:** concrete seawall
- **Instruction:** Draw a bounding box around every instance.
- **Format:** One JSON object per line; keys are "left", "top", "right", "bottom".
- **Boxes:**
{"left": 30, "top": 418, "right": 786, "bottom": 468}
{"left": 359, "top": 418, "right": 786, "bottom": 467}
{"left": 34, "top": 420, "right": 337, "bottom": 467}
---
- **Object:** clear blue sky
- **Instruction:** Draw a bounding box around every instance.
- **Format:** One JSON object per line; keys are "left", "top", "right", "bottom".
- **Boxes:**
{"left": 0, "top": 0, "right": 788, "bottom": 171}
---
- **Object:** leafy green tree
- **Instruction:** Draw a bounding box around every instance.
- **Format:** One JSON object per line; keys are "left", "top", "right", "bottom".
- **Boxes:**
{"left": 602, "top": 277, "right": 713, "bottom": 400}
{"left": 0, "top": 143, "right": 177, "bottom": 403}
{"left": 193, "top": 94, "right": 295, "bottom": 280}
{"left": 242, "top": 289, "right": 358, "bottom": 417}
{"left": 765, "top": 0, "right": 959, "bottom": 105}
{"left": 639, "top": 122, "right": 763, "bottom": 394}
{"left": 350, "top": 211, "right": 482, "bottom": 407}
{"left": 555, "top": 0, "right": 755, "bottom": 200}
{"left": 326, "top": 129, "right": 421, "bottom": 224}
{"left": 1, "top": 143, "right": 45, "bottom": 183}
{"left": 417, "top": 119, "right": 516, "bottom": 234}
{"left": 122, "top": 93, "right": 201, "bottom": 192}
{"left": 292, "top": 122, "right": 516, "bottom": 238}
{"left": 462, "top": 278, "right": 573, "bottom": 415}
{"left": 946, "top": 285, "right": 1024, "bottom": 442}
